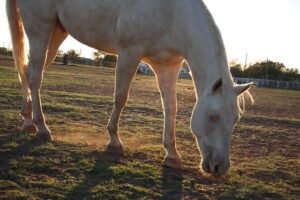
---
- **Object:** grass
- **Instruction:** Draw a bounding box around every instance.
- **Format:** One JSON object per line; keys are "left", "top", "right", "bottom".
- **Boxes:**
{"left": 0, "top": 62, "right": 299, "bottom": 199}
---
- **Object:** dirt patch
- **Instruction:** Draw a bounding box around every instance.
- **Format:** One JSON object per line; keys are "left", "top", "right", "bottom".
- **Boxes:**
{"left": 55, "top": 132, "right": 162, "bottom": 150}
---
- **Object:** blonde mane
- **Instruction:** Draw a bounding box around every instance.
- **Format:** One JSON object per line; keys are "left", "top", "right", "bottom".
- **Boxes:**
{"left": 238, "top": 89, "right": 255, "bottom": 114}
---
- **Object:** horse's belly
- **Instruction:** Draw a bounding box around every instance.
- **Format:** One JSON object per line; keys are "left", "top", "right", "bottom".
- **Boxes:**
{"left": 57, "top": 0, "right": 120, "bottom": 53}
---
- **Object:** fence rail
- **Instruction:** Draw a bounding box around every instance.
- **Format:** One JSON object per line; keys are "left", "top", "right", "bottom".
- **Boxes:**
{"left": 234, "top": 77, "right": 300, "bottom": 90}
{"left": 138, "top": 69, "right": 300, "bottom": 90}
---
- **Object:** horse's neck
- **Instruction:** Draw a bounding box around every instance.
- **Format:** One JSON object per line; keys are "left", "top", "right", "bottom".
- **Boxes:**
{"left": 181, "top": 0, "right": 233, "bottom": 98}
{"left": 187, "top": 49, "right": 232, "bottom": 98}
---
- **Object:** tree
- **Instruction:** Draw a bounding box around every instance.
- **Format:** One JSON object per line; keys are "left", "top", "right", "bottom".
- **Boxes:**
{"left": 102, "top": 54, "right": 118, "bottom": 67}
{"left": 103, "top": 54, "right": 117, "bottom": 62}
{"left": 282, "top": 68, "right": 300, "bottom": 81}
{"left": 245, "top": 60, "right": 286, "bottom": 80}
{"left": 56, "top": 50, "right": 64, "bottom": 58}
{"left": 227, "top": 59, "right": 299, "bottom": 81}
{"left": 0, "top": 47, "right": 13, "bottom": 56}
{"left": 65, "top": 49, "right": 80, "bottom": 59}
{"left": 63, "top": 49, "right": 80, "bottom": 65}
{"left": 243, "top": 60, "right": 300, "bottom": 81}
{"left": 229, "top": 60, "right": 244, "bottom": 77}
{"left": 93, "top": 51, "right": 105, "bottom": 62}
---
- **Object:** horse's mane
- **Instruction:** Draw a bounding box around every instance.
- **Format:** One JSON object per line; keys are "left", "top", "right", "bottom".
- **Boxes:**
{"left": 194, "top": 0, "right": 254, "bottom": 114}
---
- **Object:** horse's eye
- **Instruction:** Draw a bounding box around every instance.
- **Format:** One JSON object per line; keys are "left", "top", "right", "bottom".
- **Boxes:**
{"left": 209, "top": 115, "right": 220, "bottom": 123}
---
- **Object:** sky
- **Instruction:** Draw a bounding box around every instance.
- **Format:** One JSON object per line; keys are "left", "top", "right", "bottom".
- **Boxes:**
{"left": 1, "top": 0, "right": 300, "bottom": 69}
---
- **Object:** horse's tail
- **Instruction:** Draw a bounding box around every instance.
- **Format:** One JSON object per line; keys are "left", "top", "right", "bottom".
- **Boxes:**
{"left": 6, "top": 0, "right": 28, "bottom": 86}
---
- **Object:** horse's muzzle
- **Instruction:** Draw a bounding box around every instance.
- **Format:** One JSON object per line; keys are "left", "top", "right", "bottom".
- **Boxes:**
{"left": 201, "top": 154, "right": 230, "bottom": 176}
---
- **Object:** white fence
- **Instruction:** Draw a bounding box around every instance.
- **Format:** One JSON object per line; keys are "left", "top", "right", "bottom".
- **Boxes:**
{"left": 137, "top": 65, "right": 300, "bottom": 90}
{"left": 234, "top": 77, "right": 300, "bottom": 90}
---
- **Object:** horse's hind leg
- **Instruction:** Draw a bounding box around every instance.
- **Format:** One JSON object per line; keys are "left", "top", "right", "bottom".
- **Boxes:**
{"left": 20, "top": 23, "right": 67, "bottom": 134}
{"left": 20, "top": 14, "right": 60, "bottom": 141}
{"left": 20, "top": 80, "right": 36, "bottom": 133}
{"left": 152, "top": 62, "right": 182, "bottom": 169}
{"left": 106, "top": 48, "right": 141, "bottom": 155}
{"left": 28, "top": 42, "right": 52, "bottom": 140}
{"left": 45, "top": 23, "right": 68, "bottom": 67}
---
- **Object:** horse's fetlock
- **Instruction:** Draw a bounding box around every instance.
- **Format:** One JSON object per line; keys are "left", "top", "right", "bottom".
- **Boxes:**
{"left": 33, "top": 116, "right": 45, "bottom": 126}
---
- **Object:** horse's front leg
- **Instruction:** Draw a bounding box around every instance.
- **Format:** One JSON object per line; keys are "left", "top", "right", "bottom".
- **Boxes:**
{"left": 153, "top": 63, "right": 182, "bottom": 169}
{"left": 106, "top": 48, "right": 141, "bottom": 155}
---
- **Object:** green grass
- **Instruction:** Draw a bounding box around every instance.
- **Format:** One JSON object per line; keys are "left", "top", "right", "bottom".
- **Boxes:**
{"left": 0, "top": 63, "right": 299, "bottom": 199}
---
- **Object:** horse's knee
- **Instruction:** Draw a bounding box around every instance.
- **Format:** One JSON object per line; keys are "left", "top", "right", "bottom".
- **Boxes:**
{"left": 27, "top": 73, "right": 42, "bottom": 90}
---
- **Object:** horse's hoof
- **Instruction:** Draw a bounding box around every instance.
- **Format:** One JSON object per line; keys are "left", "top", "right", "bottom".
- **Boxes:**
{"left": 163, "top": 157, "right": 183, "bottom": 169}
{"left": 21, "top": 123, "right": 37, "bottom": 133}
{"left": 36, "top": 132, "right": 54, "bottom": 141}
{"left": 105, "top": 143, "right": 124, "bottom": 156}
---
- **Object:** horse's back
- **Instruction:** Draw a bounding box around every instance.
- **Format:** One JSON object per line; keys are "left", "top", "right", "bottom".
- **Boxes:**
{"left": 17, "top": 0, "right": 180, "bottom": 54}
{"left": 58, "top": 0, "right": 177, "bottom": 51}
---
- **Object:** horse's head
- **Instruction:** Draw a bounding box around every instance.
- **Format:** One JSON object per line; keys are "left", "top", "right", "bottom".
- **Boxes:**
{"left": 191, "top": 79, "right": 252, "bottom": 176}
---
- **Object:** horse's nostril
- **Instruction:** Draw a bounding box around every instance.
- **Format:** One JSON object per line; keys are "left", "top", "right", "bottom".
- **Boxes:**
{"left": 214, "top": 164, "right": 219, "bottom": 174}
{"left": 201, "top": 158, "right": 211, "bottom": 173}
{"left": 202, "top": 155, "right": 230, "bottom": 175}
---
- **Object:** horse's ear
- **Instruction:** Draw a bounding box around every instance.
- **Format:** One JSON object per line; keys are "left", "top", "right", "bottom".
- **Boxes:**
{"left": 212, "top": 79, "right": 223, "bottom": 94}
{"left": 234, "top": 83, "right": 253, "bottom": 96}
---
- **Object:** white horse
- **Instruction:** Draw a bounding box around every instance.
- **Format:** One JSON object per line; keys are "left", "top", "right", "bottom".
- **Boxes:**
{"left": 7, "top": 0, "right": 252, "bottom": 176}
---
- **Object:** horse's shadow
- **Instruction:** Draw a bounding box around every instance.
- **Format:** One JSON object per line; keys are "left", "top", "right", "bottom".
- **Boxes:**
{"left": 0, "top": 133, "right": 185, "bottom": 199}
{"left": 0, "top": 132, "right": 50, "bottom": 168}
{"left": 65, "top": 151, "right": 184, "bottom": 200}
{"left": 65, "top": 151, "right": 122, "bottom": 199}
{"left": 162, "top": 167, "right": 183, "bottom": 200}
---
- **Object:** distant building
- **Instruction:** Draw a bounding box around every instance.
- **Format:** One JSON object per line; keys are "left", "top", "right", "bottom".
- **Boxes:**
{"left": 138, "top": 63, "right": 154, "bottom": 75}
{"left": 181, "top": 62, "right": 190, "bottom": 73}
{"left": 138, "top": 61, "right": 191, "bottom": 79}
{"left": 179, "top": 61, "right": 191, "bottom": 79}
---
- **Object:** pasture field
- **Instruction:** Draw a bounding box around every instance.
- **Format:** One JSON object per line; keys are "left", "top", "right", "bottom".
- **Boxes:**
{"left": 0, "top": 61, "right": 299, "bottom": 199}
